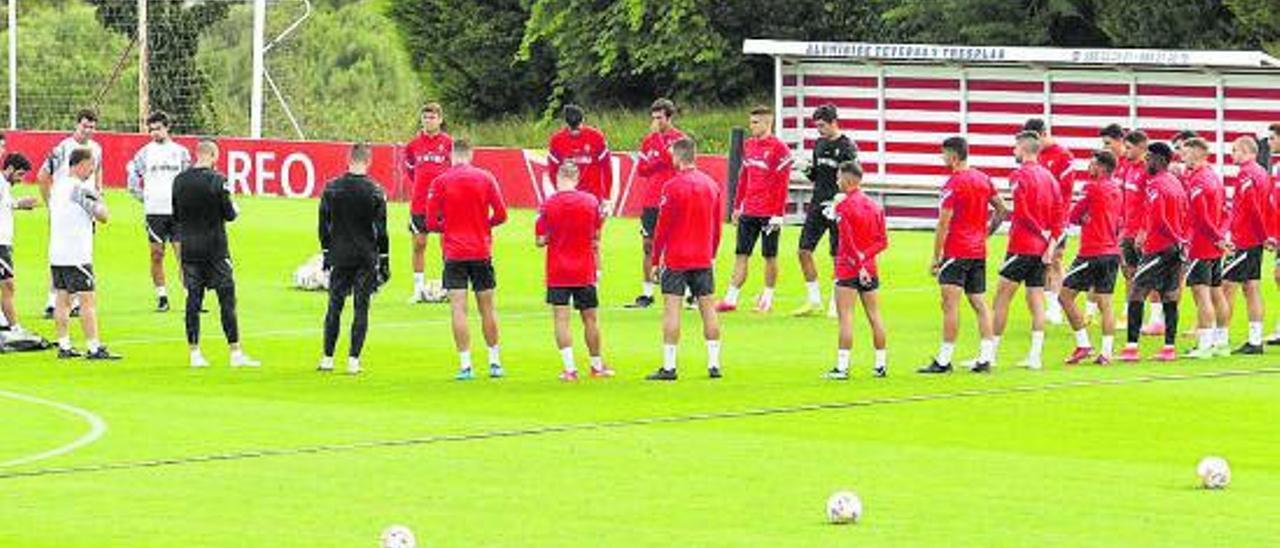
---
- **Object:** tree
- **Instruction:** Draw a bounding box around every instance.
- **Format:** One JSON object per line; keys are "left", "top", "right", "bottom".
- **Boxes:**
{"left": 86, "top": 0, "right": 230, "bottom": 133}
{"left": 1094, "top": 0, "right": 1243, "bottom": 50}
{"left": 881, "top": 0, "right": 1106, "bottom": 46}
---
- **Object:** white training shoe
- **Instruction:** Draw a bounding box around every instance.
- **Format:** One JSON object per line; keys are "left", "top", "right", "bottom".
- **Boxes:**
{"left": 231, "top": 353, "right": 261, "bottom": 368}
{"left": 317, "top": 357, "right": 335, "bottom": 372}
{"left": 190, "top": 352, "right": 210, "bottom": 368}
{"left": 346, "top": 358, "right": 362, "bottom": 375}
{"left": 1017, "top": 356, "right": 1043, "bottom": 370}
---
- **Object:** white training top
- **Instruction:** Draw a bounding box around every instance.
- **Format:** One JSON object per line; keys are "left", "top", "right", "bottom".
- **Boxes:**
{"left": 48, "top": 173, "right": 97, "bottom": 266}
{"left": 0, "top": 176, "right": 15, "bottom": 247}
{"left": 128, "top": 140, "right": 191, "bottom": 215}
{"left": 43, "top": 136, "right": 103, "bottom": 181}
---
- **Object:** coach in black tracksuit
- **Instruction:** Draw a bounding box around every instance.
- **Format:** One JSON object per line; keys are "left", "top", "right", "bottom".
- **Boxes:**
{"left": 317, "top": 143, "right": 389, "bottom": 374}
{"left": 172, "top": 139, "right": 258, "bottom": 368}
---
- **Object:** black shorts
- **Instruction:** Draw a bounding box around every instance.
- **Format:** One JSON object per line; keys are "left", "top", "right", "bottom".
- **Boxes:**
{"left": 1185, "top": 257, "right": 1223, "bottom": 288}
{"left": 735, "top": 215, "right": 780, "bottom": 258}
{"left": 640, "top": 207, "right": 659, "bottom": 239}
{"left": 328, "top": 265, "right": 378, "bottom": 299}
{"left": 146, "top": 215, "right": 179, "bottom": 244}
{"left": 660, "top": 268, "right": 715, "bottom": 298}
{"left": 1133, "top": 247, "right": 1183, "bottom": 296}
{"left": 182, "top": 259, "right": 235, "bottom": 292}
{"left": 443, "top": 259, "right": 496, "bottom": 292}
{"left": 1120, "top": 238, "right": 1142, "bottom": 269}
{"left": 998, "top": 253, "right": 1046, "bottom": 288}
{"left": 835, "top": 276, "right": 880, "bottom": 293}
{"left": 0, "top": 245, "right": 14, "bottom": 281}
{"left": 937, "top": 258, "right": 986, "bottom": 295}
{"left": 1063, "top": 254, "right": 1120, "bottom": 294}
{"left": 547, "top": 286, "right": 599, "bottom": 310}
{"left": 51, "top": 264, "right": 94, "bottom": 293}
{"left": 798, "top": 206, "right": 838, "bottom": 256}
{"left": 1222, "top": 246, "right": 1263, "bottom": 283}
{"left": 409, "top": 214, "right": 428, "bottom": 235}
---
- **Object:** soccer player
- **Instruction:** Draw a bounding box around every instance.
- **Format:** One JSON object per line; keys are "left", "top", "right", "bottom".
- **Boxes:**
{"left": 1116, "top": 131, "right": 1163, "bottom": 329}
{"left": 630, "top": 98, "right": 685, "bottom": 308}
{"left": 426, "top": 139, "right": 508, "bottom": 380}
{"left": 317, "top": 143, "right": 389, "bottom": 375}
{"left": 403, "top": 102, "right": 452, "bottom": 304}
{"left": 919, "top": 137, "right": 1007, "bottom": 374}
{"left": 989, "top": 132, "right": 1060, "bottom": 370}
{"left": 0, "top": 152, "right": 38, "bottom": 337}
{"left": 1119, "top": 142, "right": 1187, "bottom": 363}
{"left": 172, "top": 139, "right": 259, "bottom": 368}
{"left": 1221, "top": 137, "right": 1272, "bottom": 355}
{"left": 536, "top": 163, "right": 614, "bottom": 381}
{"left": 1181, "top": 138, "right": 1229, "bottom": 359}
{"left": 547, "top": 104, "right": 613, "bottom": 203}
{"left": 1022, "top": 118, "right": 1074, "bottom": 325}
{"left": 718, "top": 105, "right": 792, "bottom": 313}
{"left": 38, "top": 109, "right": 102, "bottom": 319}
{"left": 49, "top": 148, "right": 119, "bottom": 360}
{"left": 646, "top": 137, "right": 723, "bottom": 381}
{"left": 1267, "top": 124, "right": 1280, "bottom": 346}
{"left": 824, "top": 161, "right": 887, "bottom": 380}
{"left": 794, "top": 103, "right": 857, "bottom": 317}
{"left": 1061, "top": 150, "right": 1123, "bottom": 365}
{"left": 127, "top": 111, "right": 192, "bottom": 312}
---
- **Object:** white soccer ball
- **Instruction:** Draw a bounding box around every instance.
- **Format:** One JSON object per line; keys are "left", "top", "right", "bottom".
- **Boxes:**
{"left": 1197, "top": 456, "right": 1231, "bottom": 489}
{"left": 380, "top": 525, "right": 416, "bottom": 548}
{"left": 826, "top": 491, "right": 862, "bottom": 524}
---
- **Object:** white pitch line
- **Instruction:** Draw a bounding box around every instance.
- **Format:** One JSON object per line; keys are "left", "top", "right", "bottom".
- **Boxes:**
{"left": 0, "top": 389, "right": 108, "bottom": 468}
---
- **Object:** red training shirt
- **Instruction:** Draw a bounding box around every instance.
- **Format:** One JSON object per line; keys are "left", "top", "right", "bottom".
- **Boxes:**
{"left": 734, "top": 134, "right": 792, "bottom": 217}
{"left": 1039, "top": 142, "right": 1075, "bottom": 224}
{"left": 1141, "top": 170, "right": 1189, "bottom": 255}
{"left": 1006, "top": 161, "right": 1061, "bottom": 256}
{"left": 1116, "top": 156, "right": 1149, "bottom": 239}
{"left": 652, "top": 168, "right": 722, "bottom": 271}
{"left": 1068, "top": 175, "right": 1122, "bottom": 257}
{"left": 403, "top": 131, "right": 453, "bottom": 215}
{"left": 1185, "top": 164, "right": 1226, "bottom": 260}
{"left": 638, "top": 128, "right": 686, "bottom": 208}
{"left": 425, "top": 164, "right": 508, "bottom": 261}
{"left": 536, "top": 189, "right": 603, "bottom": 287}
{"left": 940, "top": 167, "right": 997, "bottom": 260}
{"left": 547, "top": 126, "right": 613, "bottom": 202}
{"left": 1228, "top": 161, "right": 1272, "bottom": 249}
{"left": 834, "top": 189, "right": 888, "bottom": 280}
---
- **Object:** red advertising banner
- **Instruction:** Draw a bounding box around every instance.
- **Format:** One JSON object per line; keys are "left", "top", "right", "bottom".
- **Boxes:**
{"left": 1, "top": 130, "right": 728, "bottom": 217}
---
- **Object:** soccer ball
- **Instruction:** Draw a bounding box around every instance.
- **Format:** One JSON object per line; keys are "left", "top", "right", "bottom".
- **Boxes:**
{"left": 1197, "top": 456, "right": 1231, "bottom": 489}
{"left": 380, "top": 525, "right": 416, "bottom": 548}
{"left": 826, "top": 491, "right": 862, "bottom": 524}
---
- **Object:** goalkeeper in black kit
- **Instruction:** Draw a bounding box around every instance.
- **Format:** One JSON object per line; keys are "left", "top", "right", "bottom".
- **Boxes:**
{"left": 317, "top": 143, "right": 389, "bottom": 375}
{"left": 792, "top": 103, "right": 857, "bottom": 317}
{"left": 172, "top": 139, "right": 259, "bottom": 368}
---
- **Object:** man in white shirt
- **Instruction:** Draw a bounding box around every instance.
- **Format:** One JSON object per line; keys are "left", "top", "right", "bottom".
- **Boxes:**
{"left": 49, "top": 147, "right": 119, "bottom": 360}
{"left": 0, "top": 146, "right": 38, "bottom": 336}
{"left": 128, "top": 111, "right": 191, "bottom": 312}
{"left": 38, "top": 109, "right": 103, "bottom": 319}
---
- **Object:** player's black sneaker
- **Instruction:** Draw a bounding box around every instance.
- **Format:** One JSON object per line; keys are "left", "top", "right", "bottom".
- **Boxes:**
{"left": 873, "top": 366, "right": 887, "bottom": 378}
{"left": 57, "top": 347, "right": 82, "bottom": 359}
{"left": 969, "top": 361, "right": 992, "bottom": 374}
{"left": 85, "top": 347, "right": 122, "bottom": 361}
{"left": 822, "top": 368, "right": 849, "bottom": 381}
{"left": 43, "top": 306, "right": 53, "bottom": 320}
{"left": 708, "top": 367, "right": 722, "bottom": 379}
{"left": 156, "top": 296, "right": 170, "bottom": 312}
{"left": 645, "top": 367, "right": 677, "bottom": 381}
{"left": 627, "top": 295, "right": 655, "bottom": 309}
{"left": 1267, "top": 334, "right": 1280, "bottom": 346}
{"left": 1233, "top": 343, "right": 1264, "bottom": 355}
{"left": 916, "top": 360, "right": 952, "bottom": 374}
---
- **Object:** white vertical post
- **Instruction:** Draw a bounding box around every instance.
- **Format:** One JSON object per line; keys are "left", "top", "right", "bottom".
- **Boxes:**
{"left": 876, "top": 63, "right": 886, "bottom": 185}
{"left": 7, "top": 0, "right": 16, "bottom": 130}
{"left": 137, "top": 0, "right": 148, "bottom": 132}
{"left": 773, "top": 56, "right": 783, "bottom": 136}
{"left": 1215, "top": 72, "right": 1225, "bottom": 173}
{"left": 250, "top": 0, "right": 266, "bottom": 138}
{"left": 958, "top": 66, "right": 968, "bottom": 136}
{"left": 1127, "top": 71, "right": 1138, "bottom": 130}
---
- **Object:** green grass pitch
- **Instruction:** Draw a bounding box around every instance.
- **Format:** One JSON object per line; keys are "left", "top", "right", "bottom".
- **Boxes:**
{"left": 1, "top": 190, "right": 1278, "bottom": 546}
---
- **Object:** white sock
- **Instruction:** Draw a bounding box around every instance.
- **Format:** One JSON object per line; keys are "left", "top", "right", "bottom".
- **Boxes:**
{"left": 156, "top": 285, "right": 167, "bottom": 298}
{"left": 1029, "top": 331, "right": 1045, "bottom": 359}
{"left": 191, "top": 348, "right": 204, "bottom": 359}
{"left": 1197, "top": 329, "right": 1213, "bottom": 351}
{"left": 230, "top": 348, "right": 243, "bottom": 360}
{"left": 642, "top": 281, "right": 654, "bottom": 298}
{"left": 458, "top": 350, "right": 472, "bottom": 370}
{"left": 806, "top": 281, "right": 821, "bottom": 304}
{"left": 57, "top": 336, "right": 71, "bottom": 349}
{"left": 706, "top": 339, "right": 721, "bottom": 370}
{"left": 559, "top": 346, "right": 575, "bottom": 372}
{"left": 46, "top": 291, "right": 56, "bottom": 308}
{"left": 936, "top": 342, "right": 955, "bottom": 365}
{"left": 662, "top": 344, "right": 678, "bottom": 371}
{"left": 978, "top": 338, "right": 996, "bottom": 364}
{"left": 761, "top": 286, "right": 775, "bottom": 302}
{"left": 87, "top": 339, "right": 100, "bottom": 353}
{"left": 991, "top": 336, "right": 1002, "bottom": 355}
{"left": 874, "top": 349, "right": 887, "bottom": 370}
{"left": 1149, "top": 303, "right": 1164, "bottom": 323}
{"left": 8, "top": 323, "right": 19, "bottom": 333}
{"left": 1215, "top": 327, "right": 1229, "bottom": 348}
{"left": 488, "top": 345, "right": 501, "bottom": 366}
{"left": 1101, "top": 336, "right": 1115, "bottom": 357}
{"left": 1074, "top": 329, "right": 1091, "bottom": 348}
{"left": 413, "top": 272, "right": 425, "bottom": 290}
{"left": 724, "top": 286, "right": 741, "bottom": 305}
{"left": 1274, "top": 319, "right": 1280, "bottom": 335}
{"left": 836, "top": 349, "right": 851, "bottom": 372}
{"left": 1249, "top": 321, "right": 1263, "bottom": 346}
{"left": 589, "top": 355, "right": 604, "bottom": 370}
{"left": 1125, "top": 342, "right": 1139, "bottom": 350}
{"left": 347, "top": 357, "right": 360, "bottom": 370}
